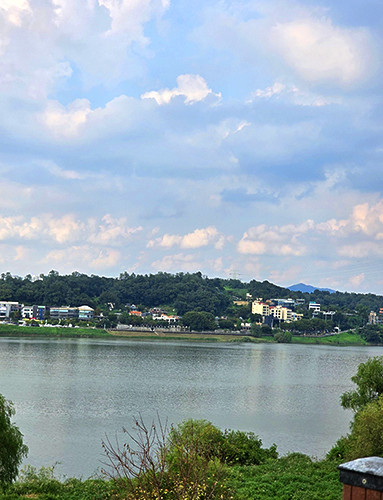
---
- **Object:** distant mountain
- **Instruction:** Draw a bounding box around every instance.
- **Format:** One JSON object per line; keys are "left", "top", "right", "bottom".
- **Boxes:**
{"left": 288, "top": 283, "right": 336, "bottom": 294}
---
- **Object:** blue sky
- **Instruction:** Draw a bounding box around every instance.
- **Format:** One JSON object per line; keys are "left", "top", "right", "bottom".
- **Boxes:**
{"left": 1, "top": 0, "right": 383, "bottom": 293}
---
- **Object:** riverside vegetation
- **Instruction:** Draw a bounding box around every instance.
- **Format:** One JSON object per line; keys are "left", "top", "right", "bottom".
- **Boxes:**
{"left": 3, "top": 357, "right": 383, "bottom": 500}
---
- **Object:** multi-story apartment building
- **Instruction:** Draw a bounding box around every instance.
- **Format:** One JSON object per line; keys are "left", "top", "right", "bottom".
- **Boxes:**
{"left": 252, "top": 300, "right": 270, "bottom": 317}
{"left": 269, "top": 305, "right": 292, "bottom": 322}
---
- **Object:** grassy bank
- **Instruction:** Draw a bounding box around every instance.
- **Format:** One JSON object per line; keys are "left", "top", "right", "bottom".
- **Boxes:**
{"left": 0, "top": 455, "right": 343, "bottom": 500}
{"left": 291, "top": 331, "right": 367, "bottom": 346}
{"left": 228, "top": 454, "right": 342, "bottom": 500}
{"left": 0, "top": 324, "right": 111, "bottom": 338}
{"left": 0, "top": 324, "right": 369, "bottom": 346}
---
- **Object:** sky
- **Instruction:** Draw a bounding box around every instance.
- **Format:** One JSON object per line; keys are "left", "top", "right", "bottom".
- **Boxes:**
{"left": 1, "top": 0, "right": 383, "bottom": 293}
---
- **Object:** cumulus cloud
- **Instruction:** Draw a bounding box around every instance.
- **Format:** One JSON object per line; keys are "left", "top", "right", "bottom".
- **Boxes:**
{"left": 141, "top": 74, "right": 221, "bottom": 105}
{"left": 42, "top": 245, "right": 121, "bottom": 270}
{"left": 0, "top": 0, "right": 30, "bottom": 25}
{"left": 0, "top": 0, "right": 170, "bottom": 99}
{"left": 151, "top": 253, "right": 202, "bottom": 272}
{"left": 147, "top": 226, "right": 224, "bottom": 249}
{"left": 98, "top": 0, "right": 169, "bottom": 42}
{"left": 317, "top": 201, "right": 383, "bottom": 239}
{"left": 0, "top": 214, "right": 142, "bottom": 246}
{"left": 43, "top": 99, "right": 92, "bottom": 138}
{"left": 237, "top": 221, "right": 312, "bottom": 256}
{"left": 270, "top": 16, "right": 373, "bottom": 85}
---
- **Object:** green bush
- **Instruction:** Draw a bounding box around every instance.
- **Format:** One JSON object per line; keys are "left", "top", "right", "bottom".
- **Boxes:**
{"left": 167, "top": 419, "right": 225, "bottom": 466}
{"left": 167, "top": 419, "right": 278, "bottom": 467}
{"left": 340, "top": 356, "right": 383, "bottom": 412}
{"left": 0, "top": 394, "right": 28, "bottom": 485}
{"left": 326, "top": 435, "right": 353, "bottom": 461}
{"left": 222, "top": 430, "right": 278, "bottom": 466}
{"left": 273, "top": 331, "right": 292, "bottom": 343}
{"left": 345, "top": 395, "right": 383, "bottom": 460}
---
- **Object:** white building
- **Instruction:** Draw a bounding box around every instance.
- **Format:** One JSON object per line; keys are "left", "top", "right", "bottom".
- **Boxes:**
{"left": 0, "top": 301, "right": 21, "bottom": 319}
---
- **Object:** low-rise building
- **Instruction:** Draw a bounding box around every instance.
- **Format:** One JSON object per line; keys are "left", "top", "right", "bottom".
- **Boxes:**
{"left": 22, "top": 305, "right": 49, "bottom": 320}
{"left": 78, "top": 305, "right": 94, "bottom": 320}
{"left": 152, "top": 313, "right": 180, "bottom": 323}
{"left": 309, "top": 302, "right": 321, "bottom": 314}
{"left": 50, "top": 307, "right": 79, "bottom": 320}
{"left": 0, "top": 301, "right": 21, "bottom": 319}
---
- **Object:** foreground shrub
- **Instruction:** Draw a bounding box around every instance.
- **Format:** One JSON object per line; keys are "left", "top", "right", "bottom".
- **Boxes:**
{"left": 228, "top": 453, "right": 342, "bottom": 500}
{"left": 222, "top": 430, "right": 277, "bottom": 466}
{"left": 326, "top": 435, "right": 352, "bottom": 461}
{"left": 102, "top": 416, "right": 231, "bottom": 500}
{"left": 345, "top": 395, "right": 383, "bottom": 460}
{"left": 0, "top": 394, "right": 28, "bottom": 485}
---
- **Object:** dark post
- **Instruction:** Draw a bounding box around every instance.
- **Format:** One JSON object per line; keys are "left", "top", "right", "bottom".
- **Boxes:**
{"left": 339, "top": 457, "right": 383, "bottom": 500}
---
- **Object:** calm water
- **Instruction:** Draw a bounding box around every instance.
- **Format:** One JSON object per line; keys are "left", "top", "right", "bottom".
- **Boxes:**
{"left": 2, "top": 337, "right": 382, "bottom": 478}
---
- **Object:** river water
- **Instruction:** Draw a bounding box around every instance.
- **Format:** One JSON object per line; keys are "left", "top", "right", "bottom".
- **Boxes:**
{"left": 2, "top": 337, "right": 382, "bottom": 478}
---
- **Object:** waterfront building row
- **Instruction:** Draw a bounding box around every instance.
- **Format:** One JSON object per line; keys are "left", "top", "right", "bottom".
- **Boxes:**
{"left": 0, "top": 301, "right": 94, "bottom": 321}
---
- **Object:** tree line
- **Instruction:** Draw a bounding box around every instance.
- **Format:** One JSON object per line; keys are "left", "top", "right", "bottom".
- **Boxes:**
{"left": 0, "top": 270, "right": 382, "bottom": 319}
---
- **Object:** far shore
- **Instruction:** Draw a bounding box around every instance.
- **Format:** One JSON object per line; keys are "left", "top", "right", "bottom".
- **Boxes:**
{"left": 0, "top": 323, "right": 373, "bottom": 346}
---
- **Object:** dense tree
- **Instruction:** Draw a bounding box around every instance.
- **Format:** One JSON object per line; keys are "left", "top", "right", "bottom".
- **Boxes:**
{"left": 344, "top": 396, "right": 383, "bottom": 460}
{"left": 359, "top": 324, "right": 383, "bottom": 344}
{"left": 182, "top": 311, "right": 216, "bottom": 332}
{"left": 341, "top": 356, "right": 383, "bottom": 412}
{"left": 0, "top": 394, "right": 28, "bottom": 484}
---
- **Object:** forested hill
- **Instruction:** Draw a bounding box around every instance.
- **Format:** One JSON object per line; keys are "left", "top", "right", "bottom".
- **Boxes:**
{"left": 0, "top": 271, "right": 382, "bottom": 316}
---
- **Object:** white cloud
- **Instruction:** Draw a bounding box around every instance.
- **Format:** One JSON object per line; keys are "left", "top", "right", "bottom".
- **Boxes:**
{"left": 271, "top": 17, "right": 372, "bottom": 85}
{"left": 141, "top": 74, "right": 221, "bottom": 105}
{"left": 88, "top": 214, "right": 143, "bottom": 244}
{"left": 317, "top": 201, "right": 383, "bottom": 239}
{"left": 0, "top": 0, "right": 30, "bottom": 25}
{"left": 48, "top": 215, "right": 86, "bottom": 244}
{"left": 151, "top": 253, "right": 201, "bottom": 272}
{"left": 253, "top": 82, "right": 287, "bottom": 98}
{"left": 42, "top": 161, "right": 89, "bottom": 180}
{"left": 251, "top": 81, "right": 342, "bottom": 107}
{"left": 98, "top": 0, "right": 169, "bottom": 42}
{"left": 42, "top": 245, "right": 121, "bottom": 270}
{"left": 43, "top": 99, "right": 92, "bottom": 138}
{"left": 0, "top": 214, "right": 142, "bottom": 246}
{"left": 269, "top": 265, "right": 302, "bottom": 284}
{"left": 13, "top": 245, "right": 28, "bottom": 261}
{"left": 237, "top": 222, "right": 311, "bottom": 256}
{"left": 348, "top": 273, "right": 365, "bottom": 288}
{"left": 147, "top": 226, "right": 223, "bottom": 249}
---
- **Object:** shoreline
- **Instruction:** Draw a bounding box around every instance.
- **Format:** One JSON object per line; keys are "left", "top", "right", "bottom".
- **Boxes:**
{"left": 0, "top": 324, "right": 372, "bottom": 346}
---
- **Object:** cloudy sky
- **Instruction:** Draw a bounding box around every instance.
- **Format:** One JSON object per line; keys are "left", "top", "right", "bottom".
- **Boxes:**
{"left": 1, "top": 0, "right": 383, "bottom": 293}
